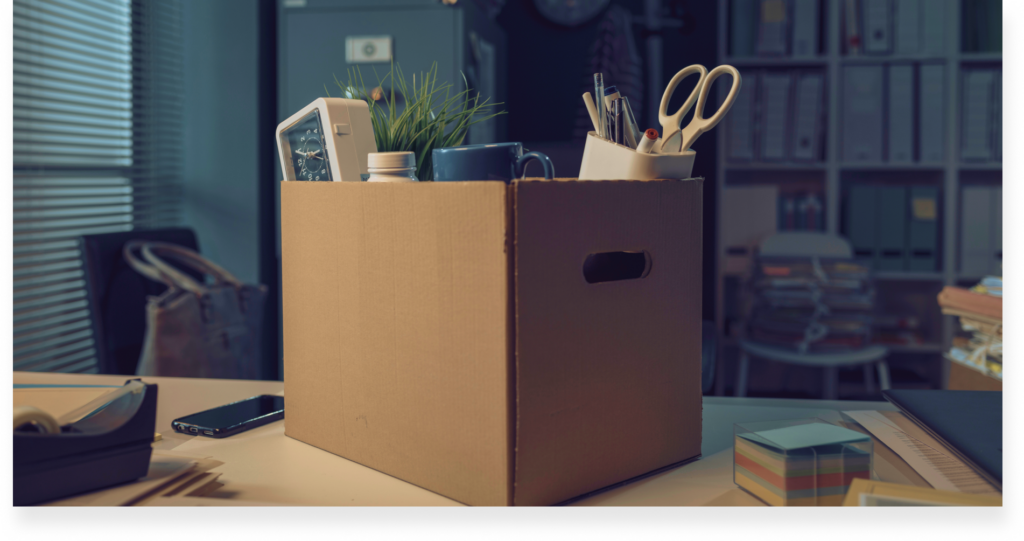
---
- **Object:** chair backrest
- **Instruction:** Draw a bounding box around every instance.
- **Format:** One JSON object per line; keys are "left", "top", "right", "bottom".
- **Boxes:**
{"left": 78, "top": 228, "right": 199, "bottom": 375}
{"left": 759, "top": 232, "right": 853, "bottom": 259}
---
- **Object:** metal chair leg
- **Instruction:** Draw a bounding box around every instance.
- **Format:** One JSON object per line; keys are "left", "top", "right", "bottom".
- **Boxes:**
{"left": 823, "top": 366, "right": 838, "bottom": 400}
{"left": 877, "top": 360, "right": 892, "bottom": 391}
{"left": 735, "top": 351, "right": 750, "bottom": 397}
{"left": 863, "top": 364, "right": 876, "bottom": 396}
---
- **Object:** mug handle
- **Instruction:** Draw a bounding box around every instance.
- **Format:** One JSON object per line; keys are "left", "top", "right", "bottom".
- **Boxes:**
{"left": 515, "top": 151, "right": 555, "bottom": 180}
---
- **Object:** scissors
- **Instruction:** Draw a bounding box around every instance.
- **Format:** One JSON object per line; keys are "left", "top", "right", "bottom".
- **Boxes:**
{"left": 658, "top": 64, "right": 742, "bottom": 154}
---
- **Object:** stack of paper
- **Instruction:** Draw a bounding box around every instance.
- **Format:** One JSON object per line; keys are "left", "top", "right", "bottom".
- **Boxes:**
{"left": 938, "top": 282, "right": 1002, "bottom": 383}
{"left": 734, "top": 423, "right": 871, "bottom": 506}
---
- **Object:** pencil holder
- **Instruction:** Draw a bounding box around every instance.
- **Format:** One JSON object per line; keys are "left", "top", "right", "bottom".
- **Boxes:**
{"left": 579, "top": 132, "right": 696, "bottom": 180}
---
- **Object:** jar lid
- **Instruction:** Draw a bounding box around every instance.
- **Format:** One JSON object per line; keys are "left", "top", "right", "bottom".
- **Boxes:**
{"left": 368, "top": 151, "right": 415, "bottom": 169}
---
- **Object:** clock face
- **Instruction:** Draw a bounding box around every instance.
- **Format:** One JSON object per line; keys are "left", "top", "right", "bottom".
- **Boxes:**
{"left": 281, "top": 109, "right": 333, "bottom": 181}
{"left": 534, "top": 0, "right": 610, "bottom": 27}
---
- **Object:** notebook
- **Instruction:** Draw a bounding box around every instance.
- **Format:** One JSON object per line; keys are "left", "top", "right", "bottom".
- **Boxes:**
{"left": 882, "top": 390, "right": 1002, "bottom": 488}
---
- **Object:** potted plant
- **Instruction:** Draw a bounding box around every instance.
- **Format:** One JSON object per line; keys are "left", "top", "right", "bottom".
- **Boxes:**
{"left": 330, "top": 62, "right": 506, "bottom": 181}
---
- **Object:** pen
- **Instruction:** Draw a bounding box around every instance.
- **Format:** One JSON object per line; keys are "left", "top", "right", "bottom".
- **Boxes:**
{"left": 636, "top": 129, "right": 658, "bottom": 154}
{"left": 621, "top": 96, "right": 641, "bottom": 148}
{"left": 582, "top": 92, "right": 601, "bottom": 134}
{"left": 610, "top": 97, "right": 618, "bottom": 143}
{"left": 594, "top": 73, "right": 606, "bottom": 139}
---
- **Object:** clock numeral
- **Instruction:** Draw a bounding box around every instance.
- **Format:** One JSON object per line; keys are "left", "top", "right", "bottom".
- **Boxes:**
{"left": 313, "top": 129, "right": 317, "bottom": 133}
{"left": 307, "top": 129, "right": 311, "bottom": 134}
{"left": 315, "top": 176, "right": 320, "bottom": 181}
{"left": 300, "top": 136, "right": 305, "bottom": 141}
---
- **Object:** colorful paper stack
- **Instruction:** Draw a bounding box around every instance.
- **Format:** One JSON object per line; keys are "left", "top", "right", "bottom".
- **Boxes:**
{"left": 734, "top": 421, "right": 871, "bottom": 506}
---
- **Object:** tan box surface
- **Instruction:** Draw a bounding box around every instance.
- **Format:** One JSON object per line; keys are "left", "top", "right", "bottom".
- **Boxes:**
{"left": 281, "top": 178, "right": 703, "bottom": 506}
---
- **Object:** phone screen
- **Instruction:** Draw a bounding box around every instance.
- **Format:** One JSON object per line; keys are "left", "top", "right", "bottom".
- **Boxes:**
{"left": 177, "top": 395, "right": 284, "bottom": 430}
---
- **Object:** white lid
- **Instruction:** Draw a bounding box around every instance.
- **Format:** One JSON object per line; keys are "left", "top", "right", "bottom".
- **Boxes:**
{"left": 368, "top": 151, "right": 415, "bottom": 169}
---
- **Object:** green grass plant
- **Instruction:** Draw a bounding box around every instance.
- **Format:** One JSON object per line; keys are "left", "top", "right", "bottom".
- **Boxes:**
{"left": 328, "top": 62, "right": 505, "bottom": 180}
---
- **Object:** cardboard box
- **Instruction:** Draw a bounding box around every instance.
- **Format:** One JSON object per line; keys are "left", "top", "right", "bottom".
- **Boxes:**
{"left": 280, "top": 178, "right": 703, "bottom": 506}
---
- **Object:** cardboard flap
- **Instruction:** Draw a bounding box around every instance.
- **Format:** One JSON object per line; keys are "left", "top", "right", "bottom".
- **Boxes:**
{"left": 512, "top": 179, "right": 704, "bottom": 506}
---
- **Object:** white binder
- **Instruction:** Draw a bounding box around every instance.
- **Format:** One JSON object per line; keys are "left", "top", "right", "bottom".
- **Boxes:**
{"left": 918, "top": 64, "right": 945, "bottom": 163}
{"left": 791, "top": 0, "right": 819, "bottom": 57}
{"left": 791, "top": 73, "right": 823, "bottom": 161}
{"left": 961, "top": 69, "right": 995, "bottom": 162}
{"left": 725, "top": 71, "right": 757, "bottom": 161}
{"left": 993, "top": 70, "right": 1002, "bottom": 161}
{"left": 961, "top": 187, "right": 1001, "bottom": 277}
{"left": 894, "top": 0, "right": 920, "bottom": 54}
{"left": 760, "top": 72, "right": 793, "bottom": 160}
{"left": 756, "top": 0, "right": 789, "bottom": 56}
{"left": 921, "top": 0, "right": 946, "bottom": 55}
{"left": 863, "top": 0, "right": 893, "bottom": 54}
{"left": 842, "top": 65, "right": 884, "bottom": 162}
{"left": 887, "top": 64, "right": 914, "bottom": 163}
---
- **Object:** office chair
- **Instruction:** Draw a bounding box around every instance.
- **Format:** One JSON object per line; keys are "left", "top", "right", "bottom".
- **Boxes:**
{"left": 78, "top": 228, "right": 199, "bottom": 375}
{"left": 734, "top": 232, "right": 890, "bottom": 400}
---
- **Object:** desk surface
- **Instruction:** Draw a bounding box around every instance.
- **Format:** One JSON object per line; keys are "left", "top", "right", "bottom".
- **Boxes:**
{"left": 14, "top": 372, "right": 896, "bottom": 506}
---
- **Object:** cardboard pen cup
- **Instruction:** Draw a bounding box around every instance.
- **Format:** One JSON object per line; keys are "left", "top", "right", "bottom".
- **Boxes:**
{"left": 579, "top": 132, "right": 696, "bottom": 180}
{"left": 280, "top": 177, "right": 704, "bottom": 506}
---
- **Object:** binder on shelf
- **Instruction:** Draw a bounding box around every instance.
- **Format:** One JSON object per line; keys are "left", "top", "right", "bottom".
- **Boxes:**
{"left": 791, "top": 0, "right": 819, "bottom": 57}
{"left": 907, "top": 186, "right": 939, "bottom": 271}
{"left": 757, "top": 0, "right": 789, "bottom": 56}
{"left": 731, "top": 0, "right": 760, "bottom": 57}
{"left": 887, "top": 64, "right": 914, "bottom": 163}
{"left": 994, "top": 70, "right": 1002, "bottom": 160}
{"left": 726, "top": 70, "right": 758, "bottom": 161}
{"left": 961, "top": 187, "right": 993, "bottom": 277}
{"left": 792, "top": 73, "right": 824, "bottom": 161}
{"left": 961, "top": 69, "right": 995, "bottom": 162}
{"left": 845, "top": 0, "right": 862, "bottom": 55}
{"left": 760, "top": 72, "right": 792, "bottom": 161}
{"left": 893, "top": 0, "right": 920, "bottom": 54}
{"left": 722, "top": 185, "right": 779, "bottom": 273}
{"left": 846, "top": 185, "right": 877, "bottom": 265}
{"left": 987, "top": 0, "right": 1003, "bottom": 53}
{"left": 918, "top": 64, "right": 945, "bottom": 163}
{"left": 863, "top": 0, "right": 893, "bottom": 54}
{"left": 780, "top": 194, "right": 797, "bottom": 230}
{"left": 842, "top": 65, "right": 884, "bottom": 162}
{"left": 876, "top": 186, "right": 908, "bottom": 271}
{"left": 921, "top": 0, "right": 945, "bottom": 55}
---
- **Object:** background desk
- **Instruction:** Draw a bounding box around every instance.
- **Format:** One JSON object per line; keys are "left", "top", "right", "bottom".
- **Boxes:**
{"left": 13, "top": 372, "right": 896, "bottom": 506}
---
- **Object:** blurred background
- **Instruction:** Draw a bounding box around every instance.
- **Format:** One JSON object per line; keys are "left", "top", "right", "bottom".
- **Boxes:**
{"left": 12, "top": 0, "right": 1003, "bottom": 398}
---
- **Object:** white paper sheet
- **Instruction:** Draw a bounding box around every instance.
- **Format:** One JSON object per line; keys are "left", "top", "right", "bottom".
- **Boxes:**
{"left": 843, "top": 410, "right": 999, "bottom": 495}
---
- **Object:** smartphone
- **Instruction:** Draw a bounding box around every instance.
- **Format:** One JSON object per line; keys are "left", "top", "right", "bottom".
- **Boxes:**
{"left": 172, "top": 395, "right": 284, "bottom": 438}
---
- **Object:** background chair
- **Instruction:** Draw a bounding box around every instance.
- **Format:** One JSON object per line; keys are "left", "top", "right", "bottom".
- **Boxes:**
{"left": 78, "top": 228, "right": 199, "bottom": 375}
{"left": 733, "top": 232, "right": 890, "bottom": 400}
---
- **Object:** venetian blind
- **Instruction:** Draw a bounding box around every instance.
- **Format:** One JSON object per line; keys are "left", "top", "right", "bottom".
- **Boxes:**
{"left": 12, "top": 0, "right": 183, "bottom": 373}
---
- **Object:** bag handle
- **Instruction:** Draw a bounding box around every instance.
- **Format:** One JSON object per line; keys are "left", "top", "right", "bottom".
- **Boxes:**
{"left": 124, "top": 241, "right": 244, "bottom": 296}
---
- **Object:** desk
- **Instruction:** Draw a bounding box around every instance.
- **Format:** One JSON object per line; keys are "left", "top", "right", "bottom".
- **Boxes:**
{"left": 14, "top": 372, "right": 897, "bottom": 506}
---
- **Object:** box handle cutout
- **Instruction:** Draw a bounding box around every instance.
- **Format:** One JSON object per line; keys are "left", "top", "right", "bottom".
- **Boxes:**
{"left": 583, "top": 251, "right": 652, "bottom": 284}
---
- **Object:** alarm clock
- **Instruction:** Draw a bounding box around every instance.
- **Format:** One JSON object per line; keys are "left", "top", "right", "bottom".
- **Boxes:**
{"left": 276, "top": 98, "right": 377, "bottom": 182}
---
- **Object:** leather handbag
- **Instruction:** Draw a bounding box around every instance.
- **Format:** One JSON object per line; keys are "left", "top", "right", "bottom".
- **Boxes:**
{"left": 124, "top": 241, "right": 266, "bottom": 379}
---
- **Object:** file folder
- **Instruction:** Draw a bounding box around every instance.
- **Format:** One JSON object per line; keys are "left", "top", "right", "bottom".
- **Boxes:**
{"left": 991, "top": 187, "right": 1002, "bottom": 274}
{"left": 918, "top": 64, "right": 945, "bottom": 163}
{"left": 893, "top": 0, "right": 920, "bottom": 54}
{"left": 961, "top": 69, "right": 995, "bottom": 162}
{"left": 791, "top": 0, "right": 819, "bottom": 57}
{"left": 907, "top": 186, "right": 938, "bottom": 271}
{"left": 760, "top": 73, "right": 792, "bottom": 160}
{"left": 875, "top": 186, "right": 908, "bottom": 271}
{"left": 846, "top": 185, "right": 877, "bottom": 265}
{"left": 726, "top": 70, "right": 757, "bottom": 160}
{"left": 863, "top": 0, "right": 893, "bottom": 54}
{"left": 961, "top": 187, "right": 992, "bottom": 277}
{"left": 921, "top": 0, "right": 946, "bottom": 55}
{"left": 887, "top": 64, "right": 914, "bottom": 163}
{"left": 731, "top": 0, "right": 759, "bottom": 57}
{"left": 792, "top": 73, "right": 823, "bottom": 161}
{"left": 842, "top": 65, "right": 884, "bottom": 162}
{"left": 757, "top": 0, "right": 789, "bottom": 56}
{"left": 994, "top": 70, "right": 1002, "bottom": 160}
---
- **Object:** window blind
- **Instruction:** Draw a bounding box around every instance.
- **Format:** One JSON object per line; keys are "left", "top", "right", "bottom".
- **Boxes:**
{"left": 12, "top": 0, "right": 183, "bottom": 373}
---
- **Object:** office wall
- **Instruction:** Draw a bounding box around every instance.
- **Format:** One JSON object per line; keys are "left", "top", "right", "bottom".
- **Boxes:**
{"left": 181, "top": 0, "right": 262, "bottom": 284}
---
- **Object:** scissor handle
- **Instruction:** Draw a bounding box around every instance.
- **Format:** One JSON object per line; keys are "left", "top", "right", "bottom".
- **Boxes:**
{"left": 658, "top": 64, "right": 708, "bottom": 132}
{"left": 678, "top": 65, "right": 742, "bottom": 152}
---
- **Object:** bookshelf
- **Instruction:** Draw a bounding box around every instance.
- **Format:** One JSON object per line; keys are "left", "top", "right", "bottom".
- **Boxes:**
{"left": 713, "top": 0, "right": 1002, "bottom": 395}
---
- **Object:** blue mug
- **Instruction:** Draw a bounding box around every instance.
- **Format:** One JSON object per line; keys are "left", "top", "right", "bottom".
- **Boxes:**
{"left": 432, "top": 142, "right": 555, "bottom": 182}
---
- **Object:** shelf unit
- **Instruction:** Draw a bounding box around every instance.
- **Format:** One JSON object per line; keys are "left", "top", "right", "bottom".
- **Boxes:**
{"left": 713, "top": 0, "right": 1002, "bottom": 395}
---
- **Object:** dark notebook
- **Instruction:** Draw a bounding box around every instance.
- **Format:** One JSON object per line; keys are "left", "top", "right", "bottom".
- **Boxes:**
{"left": 883, "top": 389, "right": 1002, "bottom": 488}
